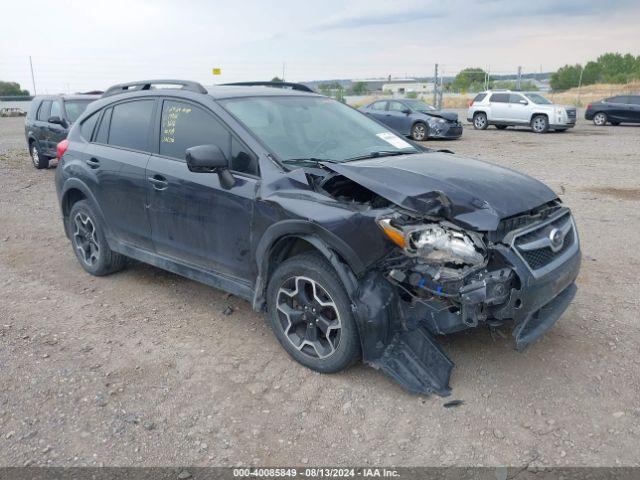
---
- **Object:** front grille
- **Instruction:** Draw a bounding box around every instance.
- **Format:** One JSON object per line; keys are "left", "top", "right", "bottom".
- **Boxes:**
{"left": 493, "top": 201, "right": 562, "bottom": 241}
{"left": 511, "top": 210, "right": 578, "bottom": 276}
{"left": 566, "top": 108, "right": 577, "bottom": 124}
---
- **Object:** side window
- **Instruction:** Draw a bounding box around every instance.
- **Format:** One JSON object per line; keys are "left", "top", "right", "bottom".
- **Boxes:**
{"left": 509, "top": 94, "right": 525, "bottom": 103}
{"left": 489, "top": 93, "right": 509, "bottom": 103}
{"left": 473, "top": 93, "right": 487, "bottom": 103}
{"left": 370, "top": 101, "right": 387, "bottom": 111}
{"left": 28, "top": 99, "right": 41, "bottom": 119}
{"left": 50, "top": 101, "right": 62, "bottom": 119}
{"left": 37, "top": 100, "right": 52, "bottom": 121}
{"left": 629, "top": 96, "right": 640, "bottom": 105}
{"left": 230, "top": 136, "right": 259, "bottom": 176}
{"left": 159, "top": 100, "right": 230, "bottom": 160}
{"left": 95, "top": 108, "right": 112, "bottom": 144}
{"left": 388, "top": 101, "right": 406, "bottom": 112}
{"left": 80, "top": 112, "right": 99, "bottom": 141}
{"left": 108, "top": 100, "right": 155, "bottom": 151}
{"left": 607, "top": 96, "right": 624, "bottom": 103}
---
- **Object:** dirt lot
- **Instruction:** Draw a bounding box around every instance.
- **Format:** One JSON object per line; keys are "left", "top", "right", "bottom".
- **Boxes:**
{"left": 1, "top": 112, "right": 639, "bottom": 468}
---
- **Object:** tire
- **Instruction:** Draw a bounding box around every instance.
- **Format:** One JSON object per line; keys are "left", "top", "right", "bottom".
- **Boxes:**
{"left": 531, "top": 114, "right": 549, "bottom": 133}
{"left": 495, "top": 125, "right": 508, "bottom": 130}
{"left": 30, "top": 142, "right": 49, "bottom": 169}
{"left": 266, "top": 252, "right": 361, "bottom": 373}
{"left": 593, "top": 112, "right": 607, "bottom": 126}
{"left": 473, "top": 112, "right": 488, "bottom": 130}
{"left": 410, "top": 122, "right": 428, "bottom": 141}
{"left": 67, "top": 200, "right": 126, "bottom": 276}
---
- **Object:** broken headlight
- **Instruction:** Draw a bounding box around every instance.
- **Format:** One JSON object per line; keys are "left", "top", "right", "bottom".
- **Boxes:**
{"left": 377, "top": 217, "right": 486, "bottom": 266}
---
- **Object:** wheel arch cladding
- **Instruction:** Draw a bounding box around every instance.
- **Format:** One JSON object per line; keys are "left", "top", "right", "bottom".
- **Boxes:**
{"left": 253, "top": 220, "right": 364, "bottom": 312}
{"left": 60, "top": 180, "right": 111, "bottom": 239}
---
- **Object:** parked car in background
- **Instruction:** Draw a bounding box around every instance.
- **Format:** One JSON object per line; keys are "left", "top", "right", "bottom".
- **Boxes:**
{"left": 585, "top": 95, "right": 640, "bottom": 126}
{"left": 467, "top": 91, "right": 576, "bottom": 133}
{"left": 25, "top": 94, "right": 99, "bottom": 168}
{"left": 55, "top": 79, "right": 580, "bottom": 396}
{"left": 0, "top": 107, "right": 27, "bottom": 117}
{"left": 360, "top": 99, "right": 463, "bottom": 141}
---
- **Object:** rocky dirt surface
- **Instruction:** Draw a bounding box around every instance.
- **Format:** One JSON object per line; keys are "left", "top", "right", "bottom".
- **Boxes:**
{"left": 0, "top": 114, "right": 639, "bottom": 467}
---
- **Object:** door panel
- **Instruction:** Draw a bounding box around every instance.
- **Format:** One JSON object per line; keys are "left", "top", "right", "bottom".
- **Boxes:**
{"left": 509, "top": 94, "right": 530, "bottom": 123}
{"left": 385, "top": 101, "right": 411, "bottom": 134}
{"left": 146, "top": 156, "right": 256, "bottom": 280}
{"left": 488, "top": 93, "right": 509, "bottom": 121}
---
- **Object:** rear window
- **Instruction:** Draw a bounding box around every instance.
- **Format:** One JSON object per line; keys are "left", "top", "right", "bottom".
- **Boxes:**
{"left": 472, "top": 93, "right": 487, "bottom": 103}
{"left": 37, "top": 100, "right": 52, "bottom": 121}
{"left": 628, "top": 96, "right": 640, "bottom": 105}
{"left": 95, "top": 108, "right": 112, "bottom": 144}
{"left": 28, "top": 99, "right": 41, "bottom": 119}
{"left": 107, "top": 100, "right": 155, "bottom": 151}
{"left": 64, "top": 100, "right": 92, "bottom": 123}
{"left": 606, "top": 96, "right": 627, "bottom": 103}
{"left": 489, "top": 93, "right": 509, "bottom": 103}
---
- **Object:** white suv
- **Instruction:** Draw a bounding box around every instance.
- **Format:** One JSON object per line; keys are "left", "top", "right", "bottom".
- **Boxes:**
{"left": 467, "top": 90, "right": 576, "bottom": 133}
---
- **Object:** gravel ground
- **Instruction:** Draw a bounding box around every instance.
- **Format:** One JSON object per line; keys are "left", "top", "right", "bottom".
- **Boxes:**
{"left": 0, "top": 112, "right": 639, "bottom": 468}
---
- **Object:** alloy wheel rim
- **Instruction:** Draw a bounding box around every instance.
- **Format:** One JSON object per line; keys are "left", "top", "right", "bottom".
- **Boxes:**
{"left": 532, "top": 117, "right": 545, "bottom": 132}
{"left": 31, "top": 145, "right": 39, "bottom": 166}
{"left": 475, "top": 115, "right": 486, "bottom": 128}
{"left": 72, "top": 212, "right": 100, "bottom": 266}
{"left": 276, "top": 276, "right": 342, "bottom": 359}
{"left": 414, "top": 124, "right": 426, "bottom": 140}
{"left": 595, "top": 113, "right": 606, "bottom": 125}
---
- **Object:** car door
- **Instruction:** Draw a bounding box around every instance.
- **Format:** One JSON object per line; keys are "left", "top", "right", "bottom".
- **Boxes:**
{"left": 385, "top": 101, "right": 412, "bottom": 135}
{"left": 146, "top": 98, "right": 257, "bottom": 281}
{"left": 488, "top": 93, "right": 509, "bottom": 121}
{"left": 34, "top": 100, "right": 52, "bottom": 153}
{"left": 606, "top": 96, "right": 631, "bottom": 122}
{"left": 365, "top": 101, "right": 388, "bottom": 122}
{"left": 508, "top": 93, "right": 530, "bottom": 123}
{"left": 47, "top": 99, "right": 68, "bottom": 154}
{"left": 84, "top": 99, "right": 155, "bottom": 250}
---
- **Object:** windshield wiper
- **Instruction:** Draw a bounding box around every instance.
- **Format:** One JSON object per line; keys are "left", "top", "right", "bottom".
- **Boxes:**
{"left": 344, "top": 150, "right": 412, "bottom": 162}
{"left": 281, "top": 157, "right": 338, "bottom": 167}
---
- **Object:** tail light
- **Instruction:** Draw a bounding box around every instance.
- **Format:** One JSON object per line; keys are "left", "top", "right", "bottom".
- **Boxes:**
{"left": 468, "top": 100, "right": 474, "bottom": 107}
{"left": 56, "top": 139, "right": 69, "bottom": 160}
{"left": 586, "top": 103, "right": 592, "bottom": 110}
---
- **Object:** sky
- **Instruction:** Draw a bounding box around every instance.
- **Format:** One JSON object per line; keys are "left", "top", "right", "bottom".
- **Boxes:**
{"left": 1, "top": 0, "right": 639, "bottom": 94}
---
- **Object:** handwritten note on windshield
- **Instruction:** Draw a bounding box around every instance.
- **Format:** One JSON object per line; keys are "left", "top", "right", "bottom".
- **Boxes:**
{"left": 161, "top": 105, "right": 192, "bottom": 144}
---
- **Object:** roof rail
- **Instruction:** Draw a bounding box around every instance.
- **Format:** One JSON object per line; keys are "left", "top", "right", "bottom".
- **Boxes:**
{"left": 102, "top": 80, "right": 208, "bottom": 98}
{"left": 220, "top": 81, "right": 313, "bottom": 92}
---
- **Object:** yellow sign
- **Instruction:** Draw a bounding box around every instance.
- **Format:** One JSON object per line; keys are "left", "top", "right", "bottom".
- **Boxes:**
{"left": 212, "top": 68, "right": 222, "bottom": 75}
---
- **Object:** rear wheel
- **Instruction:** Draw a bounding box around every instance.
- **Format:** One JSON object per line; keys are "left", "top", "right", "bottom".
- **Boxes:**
{"left": 410, "top": 122, "right": 428, "bottom": 141}
{"left": 67, "top": 200, "right": 126, "bottom": 276}
{"left": 266, "top": 253, "right": 360, "bottom": 373}
{"left": 593, "top": 112, "right": 607, "bottom": 126}
{"left": 30, "top": 142, "right": 49, "bottom": 169}
{"left": 531, "top": 114, "right": 549, "bottom": 133}
{"left": 473, "top": 112, "right": 488, "bottom": 130}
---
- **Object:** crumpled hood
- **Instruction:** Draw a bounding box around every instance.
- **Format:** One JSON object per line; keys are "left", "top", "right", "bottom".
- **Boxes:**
{"left": 323, "top": 152, "right": 558, "bottom": 231}
{"left": 422, "top": 110, "right": 458, "bottom": 122}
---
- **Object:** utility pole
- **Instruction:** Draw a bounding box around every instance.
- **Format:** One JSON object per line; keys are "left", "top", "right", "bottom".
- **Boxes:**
{"left": 517, "top": 66, "right": 522, "bottom": 90}
{"left": 433, "top": 63, "right": 438, "bottom": 107}
{"left": 577, "top": 66, "right": 584, "bottom": 104}
{"left": 29, "top": 56, "right": 37, "bottom": 95}
{"left": 282, "top": 62, "right": 286, "bottom": 82}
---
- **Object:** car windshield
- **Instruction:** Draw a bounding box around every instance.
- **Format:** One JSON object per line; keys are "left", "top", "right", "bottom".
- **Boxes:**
{"left": 524, "top": 93, "right": 553, "bottom": 105}
{"left": 220, "top": 96, "right": 418, "bottom": 165}
{"left": 64, "top": 100, "right": 93, "bottom": 123}
{"left": 402, "top": 99, "right": 436, "bottom": 111}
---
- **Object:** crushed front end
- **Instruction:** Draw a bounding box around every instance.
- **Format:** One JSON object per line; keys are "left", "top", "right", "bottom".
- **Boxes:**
{"left": 353, "top": 202, "right": 581, "bottom": 396}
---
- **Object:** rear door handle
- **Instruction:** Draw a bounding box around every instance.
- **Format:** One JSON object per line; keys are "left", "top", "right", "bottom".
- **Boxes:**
{"left": 86, "top": 158, "right": 100, "bottom": 169}
{"left": 148, "top": 175, "right": 168, "bottom": 190}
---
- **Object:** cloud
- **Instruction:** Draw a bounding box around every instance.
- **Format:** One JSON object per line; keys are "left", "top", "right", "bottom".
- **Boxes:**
{"left": 313, "top": 8, "right": 446, "bottom": 31}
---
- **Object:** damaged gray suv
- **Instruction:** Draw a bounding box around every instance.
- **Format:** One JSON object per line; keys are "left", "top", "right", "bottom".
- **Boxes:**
{"left": 55, "top": 80, "right": 581, "bottom": 396}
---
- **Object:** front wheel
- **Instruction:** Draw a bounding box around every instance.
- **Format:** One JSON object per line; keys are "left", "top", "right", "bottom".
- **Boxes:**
{"left": 473, "top": 112, "right": 488, "bottom": 130}
{"left": 531, "top": 114, "right": 549, "bottom": 133}
{"left": 593, "top": 112, "right": 607, "bottom": 126}
{"left": 30, "top": 142, "right": 49, "bottom": 169}
{"left": 67, "top": 200, "right": 126, "bottom": 276}
{"left": 266, "top": 253, "right": 360, "bottom": 373}
{"left": 411, "top": 122, "right": 428, "bottom": 141}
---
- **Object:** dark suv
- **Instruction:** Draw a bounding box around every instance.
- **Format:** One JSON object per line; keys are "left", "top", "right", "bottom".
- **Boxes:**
{"left": 55, "top": 80, "right": 581, "bottom": 396}
{"left": 25, "top": 94, "right": 98, "bottom": 168}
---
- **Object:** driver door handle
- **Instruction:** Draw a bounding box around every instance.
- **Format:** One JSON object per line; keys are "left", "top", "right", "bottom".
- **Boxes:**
{"left": 86, "top": 158, "right": 100, "bottom": 169}
{"left": 148, "top": 175, "right": 169, "bottom": 190}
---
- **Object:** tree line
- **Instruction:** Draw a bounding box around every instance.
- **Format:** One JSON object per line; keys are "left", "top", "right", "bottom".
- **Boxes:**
{"left": 550, "top": 53, "right": 640, "bottom": 91}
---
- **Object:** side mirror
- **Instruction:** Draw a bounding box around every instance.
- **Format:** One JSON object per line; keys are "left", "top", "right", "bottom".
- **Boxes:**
{"left": 48, "top": 116, "right": 65, "bottom": 126}
{"left": 518, "top": 99, "right": 528, "bottom": 105}
{"left": 185, "top": 144, "right": 235, "bottom": 189}
{"left": 402, "top": 108, "right": 411, "bottom": 114}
